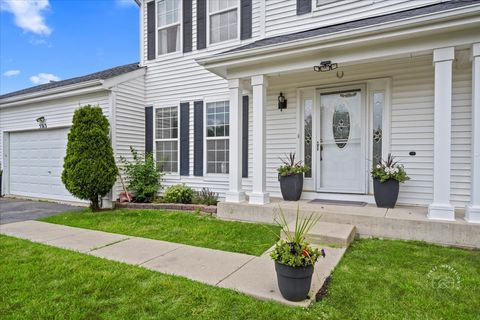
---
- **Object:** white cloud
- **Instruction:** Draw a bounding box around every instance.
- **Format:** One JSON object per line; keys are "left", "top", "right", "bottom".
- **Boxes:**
{"left": 0, "top": 0, "right": 52, "bottom": 36}
{"left": 116, "top": 0, "right": 137, "bottom": 7}
{"left": 3, "top": 70, "right": 20, "bottom": 77}
{"left": 29, "top": 73, "right": 60, "bottom": 85}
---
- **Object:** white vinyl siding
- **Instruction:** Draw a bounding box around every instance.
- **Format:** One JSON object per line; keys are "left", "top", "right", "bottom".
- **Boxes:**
{"left": 265, "top": 0, "right": 441, "bottom": 37}
{"left": 113, "top": 76, "right": 146, "bottom": 198}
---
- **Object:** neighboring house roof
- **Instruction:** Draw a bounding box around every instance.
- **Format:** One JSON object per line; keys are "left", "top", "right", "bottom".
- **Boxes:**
{"left": 0, "top": 63, "right": 141, "bottom": 100}
{"left": 225, "top": 0, "right": 479, "bottom": 54}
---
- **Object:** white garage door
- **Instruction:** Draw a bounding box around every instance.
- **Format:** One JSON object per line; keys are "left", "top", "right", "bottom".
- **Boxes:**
{"left": 9, "top": 128, "right": 81, "bottom": 202}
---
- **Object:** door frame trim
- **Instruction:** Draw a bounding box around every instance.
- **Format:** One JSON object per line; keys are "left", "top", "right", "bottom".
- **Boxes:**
{"left": 315, "top": 84, "right": 368, "bottom": 194}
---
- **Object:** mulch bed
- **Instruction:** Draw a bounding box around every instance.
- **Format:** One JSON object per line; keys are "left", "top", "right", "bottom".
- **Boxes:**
{"left": 114, "top": 202, "right": 217, "bottom": 215}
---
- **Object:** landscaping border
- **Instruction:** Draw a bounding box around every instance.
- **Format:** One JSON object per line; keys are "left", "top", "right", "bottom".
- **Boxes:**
{"left": 114, "top": 202, "right": 217, "bottom": 215}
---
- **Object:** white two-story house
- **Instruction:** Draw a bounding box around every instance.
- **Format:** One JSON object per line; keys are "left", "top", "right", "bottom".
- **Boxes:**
{"left": 1, "top": 0, "right": 480, "bottom": 225}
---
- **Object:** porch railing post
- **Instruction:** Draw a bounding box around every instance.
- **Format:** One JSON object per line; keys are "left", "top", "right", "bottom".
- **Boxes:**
{"left": 249, "top": 75, "right": 270, "bottom": 205}
{"left": 428, "top": 47, "right": 455, "bottom": 221}
{"left": 466, "top": 43, "right": 480, "bottom": 223}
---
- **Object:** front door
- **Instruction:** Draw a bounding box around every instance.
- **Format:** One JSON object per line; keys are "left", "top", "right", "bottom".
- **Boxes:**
{"left": 317, "top": 87, "right": 366, "bottom": 193}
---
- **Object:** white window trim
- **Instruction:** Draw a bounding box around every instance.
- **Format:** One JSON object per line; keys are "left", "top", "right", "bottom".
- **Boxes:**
{"left": 156, "top": 0, "right": 183, "bottom": 57}
{"left": 204, "top": 97, "right": 230, "bottom": 176}
{"left": 206, "top": 0, "right": 240, "bottom": 46}
{"left": 153, "top": 104, "right": 180, "bottom": 176}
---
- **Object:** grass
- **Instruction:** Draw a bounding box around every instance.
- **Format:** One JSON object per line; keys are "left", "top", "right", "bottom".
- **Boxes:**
{"left": 2, "top": 235, "right": 479, "bottom": 319}
{"left": 40, "top": 209, "right": 280, "bottom": 256}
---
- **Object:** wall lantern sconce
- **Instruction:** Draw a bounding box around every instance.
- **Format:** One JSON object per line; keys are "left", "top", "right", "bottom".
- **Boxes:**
{"left": 313, "top": 60, "right": 338, "bottom": 72}
{"left": 36, "top": 116, "right": 47, "bottom": 128}
{"left": 278, "top": 92, "right": 287, "bottom": 111}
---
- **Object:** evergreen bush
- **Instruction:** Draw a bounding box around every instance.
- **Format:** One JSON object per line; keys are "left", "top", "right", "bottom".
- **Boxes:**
{"left": 62, "top": 105, "right": 118, "bottom": 210}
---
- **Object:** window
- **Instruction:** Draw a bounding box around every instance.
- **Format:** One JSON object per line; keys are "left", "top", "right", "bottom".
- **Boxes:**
{"left": 155, "top": 106, "right": 178, "bottom": 173}
{"left": 157, "top": 0, "right": 180, "bottom": 55}
{"left": 303, "top": 98, "right": 313, "bottom": 178}
{"left": 206, "top": 101, "right": 229, "bottom": 174}
{"left": 209, "top": 0, "right": 238, "bottom": 44}
{"left": 372, "top": 92, "right": 384, "bottom": 165}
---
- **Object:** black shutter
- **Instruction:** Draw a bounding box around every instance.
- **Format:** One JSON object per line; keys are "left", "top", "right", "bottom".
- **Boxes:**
{"left": 147, "top": 1, "right": 156, "bottom": 60}
{"left": 297, "top": 0, "right": 312, "bottom": 15}
{"left": 240, "top": 0, "right": 252, "bottom": 40}
{"left": 145, "top": 106, "right": 154, "bottom": 153}
{"left": 180, "top": 102, "right": 190, "bottom": 176}
{"left": 193, "top": 101, "right": 204, "bottom": 176}
{"left": 197, "top": 0, "right": 207, "bottom": 50}
{"left": 183, "top": 0, "right": 193, "bottom": 53}
{"left": 242, "top": 96, "right": 249, "bottom": 178}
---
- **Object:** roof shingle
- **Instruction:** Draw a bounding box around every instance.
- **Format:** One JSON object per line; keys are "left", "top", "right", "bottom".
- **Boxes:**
{"left": 1, "top": 62, "right": 141, "bottom": 100}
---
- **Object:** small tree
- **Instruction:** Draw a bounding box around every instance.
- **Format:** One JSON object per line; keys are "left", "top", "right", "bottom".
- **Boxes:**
{"left": 62, "top": 105, "right": 118, "bottom": 210}
{"left": 120, "top": 147, "right": 163, "bottom": 202}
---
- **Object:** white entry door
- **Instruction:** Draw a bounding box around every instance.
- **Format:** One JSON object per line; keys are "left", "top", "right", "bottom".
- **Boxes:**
{"left": 317, "top": 88, "right": 366, "bottom": 193}
{"left": 9, "top": 128, "right": 82, "bottom": 202}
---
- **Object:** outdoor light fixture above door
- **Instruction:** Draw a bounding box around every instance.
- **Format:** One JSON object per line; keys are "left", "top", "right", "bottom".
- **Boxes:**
{"left": 278, "top": 92, "right": 287, "bottom": 111}
{"left": 313, "top": 60, "right": 338, "bottom": 72}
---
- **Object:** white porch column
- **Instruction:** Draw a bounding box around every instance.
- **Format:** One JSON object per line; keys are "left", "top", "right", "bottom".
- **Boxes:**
{"left": 249, "top": 75, "right": 270, "bottom": 204}
{"left": 226, "top": 78, "right": 246, "bottom": 202}
{"left": 428, "top": 47, "right": 455, "bottom": 221}
{"left": 466, "top": 43, "right": 480, "bottom": 223}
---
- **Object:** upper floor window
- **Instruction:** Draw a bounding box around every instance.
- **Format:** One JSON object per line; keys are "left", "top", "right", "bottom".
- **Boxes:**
{"left": 155, "top": 106, "right": 178, "bottom": 173}
{"left": 209, "top": 0, "right": 238, "bottom": 44}
{"left": 206, "top": 101, "right": 230, "bottom": 174}
{"left": 157, "top": 0, "right": 180, "bottom": 55}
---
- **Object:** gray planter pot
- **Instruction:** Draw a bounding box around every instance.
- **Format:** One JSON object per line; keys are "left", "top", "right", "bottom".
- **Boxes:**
{"left": 275, "top": 261, "right": 314, "bottom": 301}
{"left": 279, "top": 173, "right": 303, "bottom": 201}
{"left": 373, "top": 178, "right": 399, "bottom": 208}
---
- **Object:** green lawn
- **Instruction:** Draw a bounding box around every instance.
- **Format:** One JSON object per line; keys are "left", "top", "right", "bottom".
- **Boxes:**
{"left": 40, "top": 209, "right": 280, "bottom": 256}
{"left": 2, "top": 235, "right": 479, "bottom": 319}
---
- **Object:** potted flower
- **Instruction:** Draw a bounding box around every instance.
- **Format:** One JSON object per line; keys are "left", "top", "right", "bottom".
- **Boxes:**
{"left": 277, "top": 153, "right": 308, "bottom": 201}
{"left": 371, "top": 153, "right": 410, "bottom": 208}
{"left": 270, "top": 207, "right": 326, "bottom": 301}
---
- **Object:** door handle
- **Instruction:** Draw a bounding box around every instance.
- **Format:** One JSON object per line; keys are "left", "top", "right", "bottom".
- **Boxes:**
{"left": 317, "top": 141, "right": 323, "bottom": 161}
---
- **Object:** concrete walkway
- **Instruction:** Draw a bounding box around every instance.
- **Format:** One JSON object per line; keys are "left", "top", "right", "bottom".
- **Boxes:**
{"left": 0, "top": 220, "right": 345, "bottom": 307}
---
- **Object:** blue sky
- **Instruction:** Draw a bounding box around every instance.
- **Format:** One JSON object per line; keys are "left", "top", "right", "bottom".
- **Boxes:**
{"left": 0, "top": 0, "right": 139, "bottom": 95}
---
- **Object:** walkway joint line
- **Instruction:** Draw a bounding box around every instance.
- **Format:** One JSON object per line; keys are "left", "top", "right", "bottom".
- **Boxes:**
{"left": 215, "top": 256, "right": 256, "bottom": 286}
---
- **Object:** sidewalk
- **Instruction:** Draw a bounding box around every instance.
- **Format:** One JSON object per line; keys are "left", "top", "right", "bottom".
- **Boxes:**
{"left": 0, "top": 220, "right": 345, "bottom": 307}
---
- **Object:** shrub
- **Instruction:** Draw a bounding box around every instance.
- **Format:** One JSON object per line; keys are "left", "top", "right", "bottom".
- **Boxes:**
{"left": 62, "top": 105, "right": 118, "bottom": 211}
{"left": 120, "top": 147, "right": 163, "bottom": 203}
{"left": 163, "top": 184, "right": 194, "bottom": 204}
{"left": 192, "top": 188, "right": 219, "bottom": 206}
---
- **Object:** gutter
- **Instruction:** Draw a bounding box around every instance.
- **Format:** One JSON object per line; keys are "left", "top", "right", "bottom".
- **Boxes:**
{"left": 197, "top": 3, "right": 480, "bottom": 67}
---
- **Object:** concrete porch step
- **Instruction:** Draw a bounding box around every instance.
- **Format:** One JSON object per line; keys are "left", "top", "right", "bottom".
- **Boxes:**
{"left": 282, "top": 221, "right": 356, "bottom": 247}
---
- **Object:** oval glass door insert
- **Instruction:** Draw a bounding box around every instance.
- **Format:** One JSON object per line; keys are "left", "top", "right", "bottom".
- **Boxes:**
{"left": 332, "top": 103, "right": 350, "bottom": 148}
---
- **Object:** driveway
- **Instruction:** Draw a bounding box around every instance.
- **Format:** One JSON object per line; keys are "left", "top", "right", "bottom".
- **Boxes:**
{"left": 0, "top": 198, "right": 83, "bottom": 225}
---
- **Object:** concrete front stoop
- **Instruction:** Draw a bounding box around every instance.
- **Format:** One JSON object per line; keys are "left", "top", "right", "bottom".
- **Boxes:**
{"left": 283, "top": 221, "right": 356, "bottom": 247}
